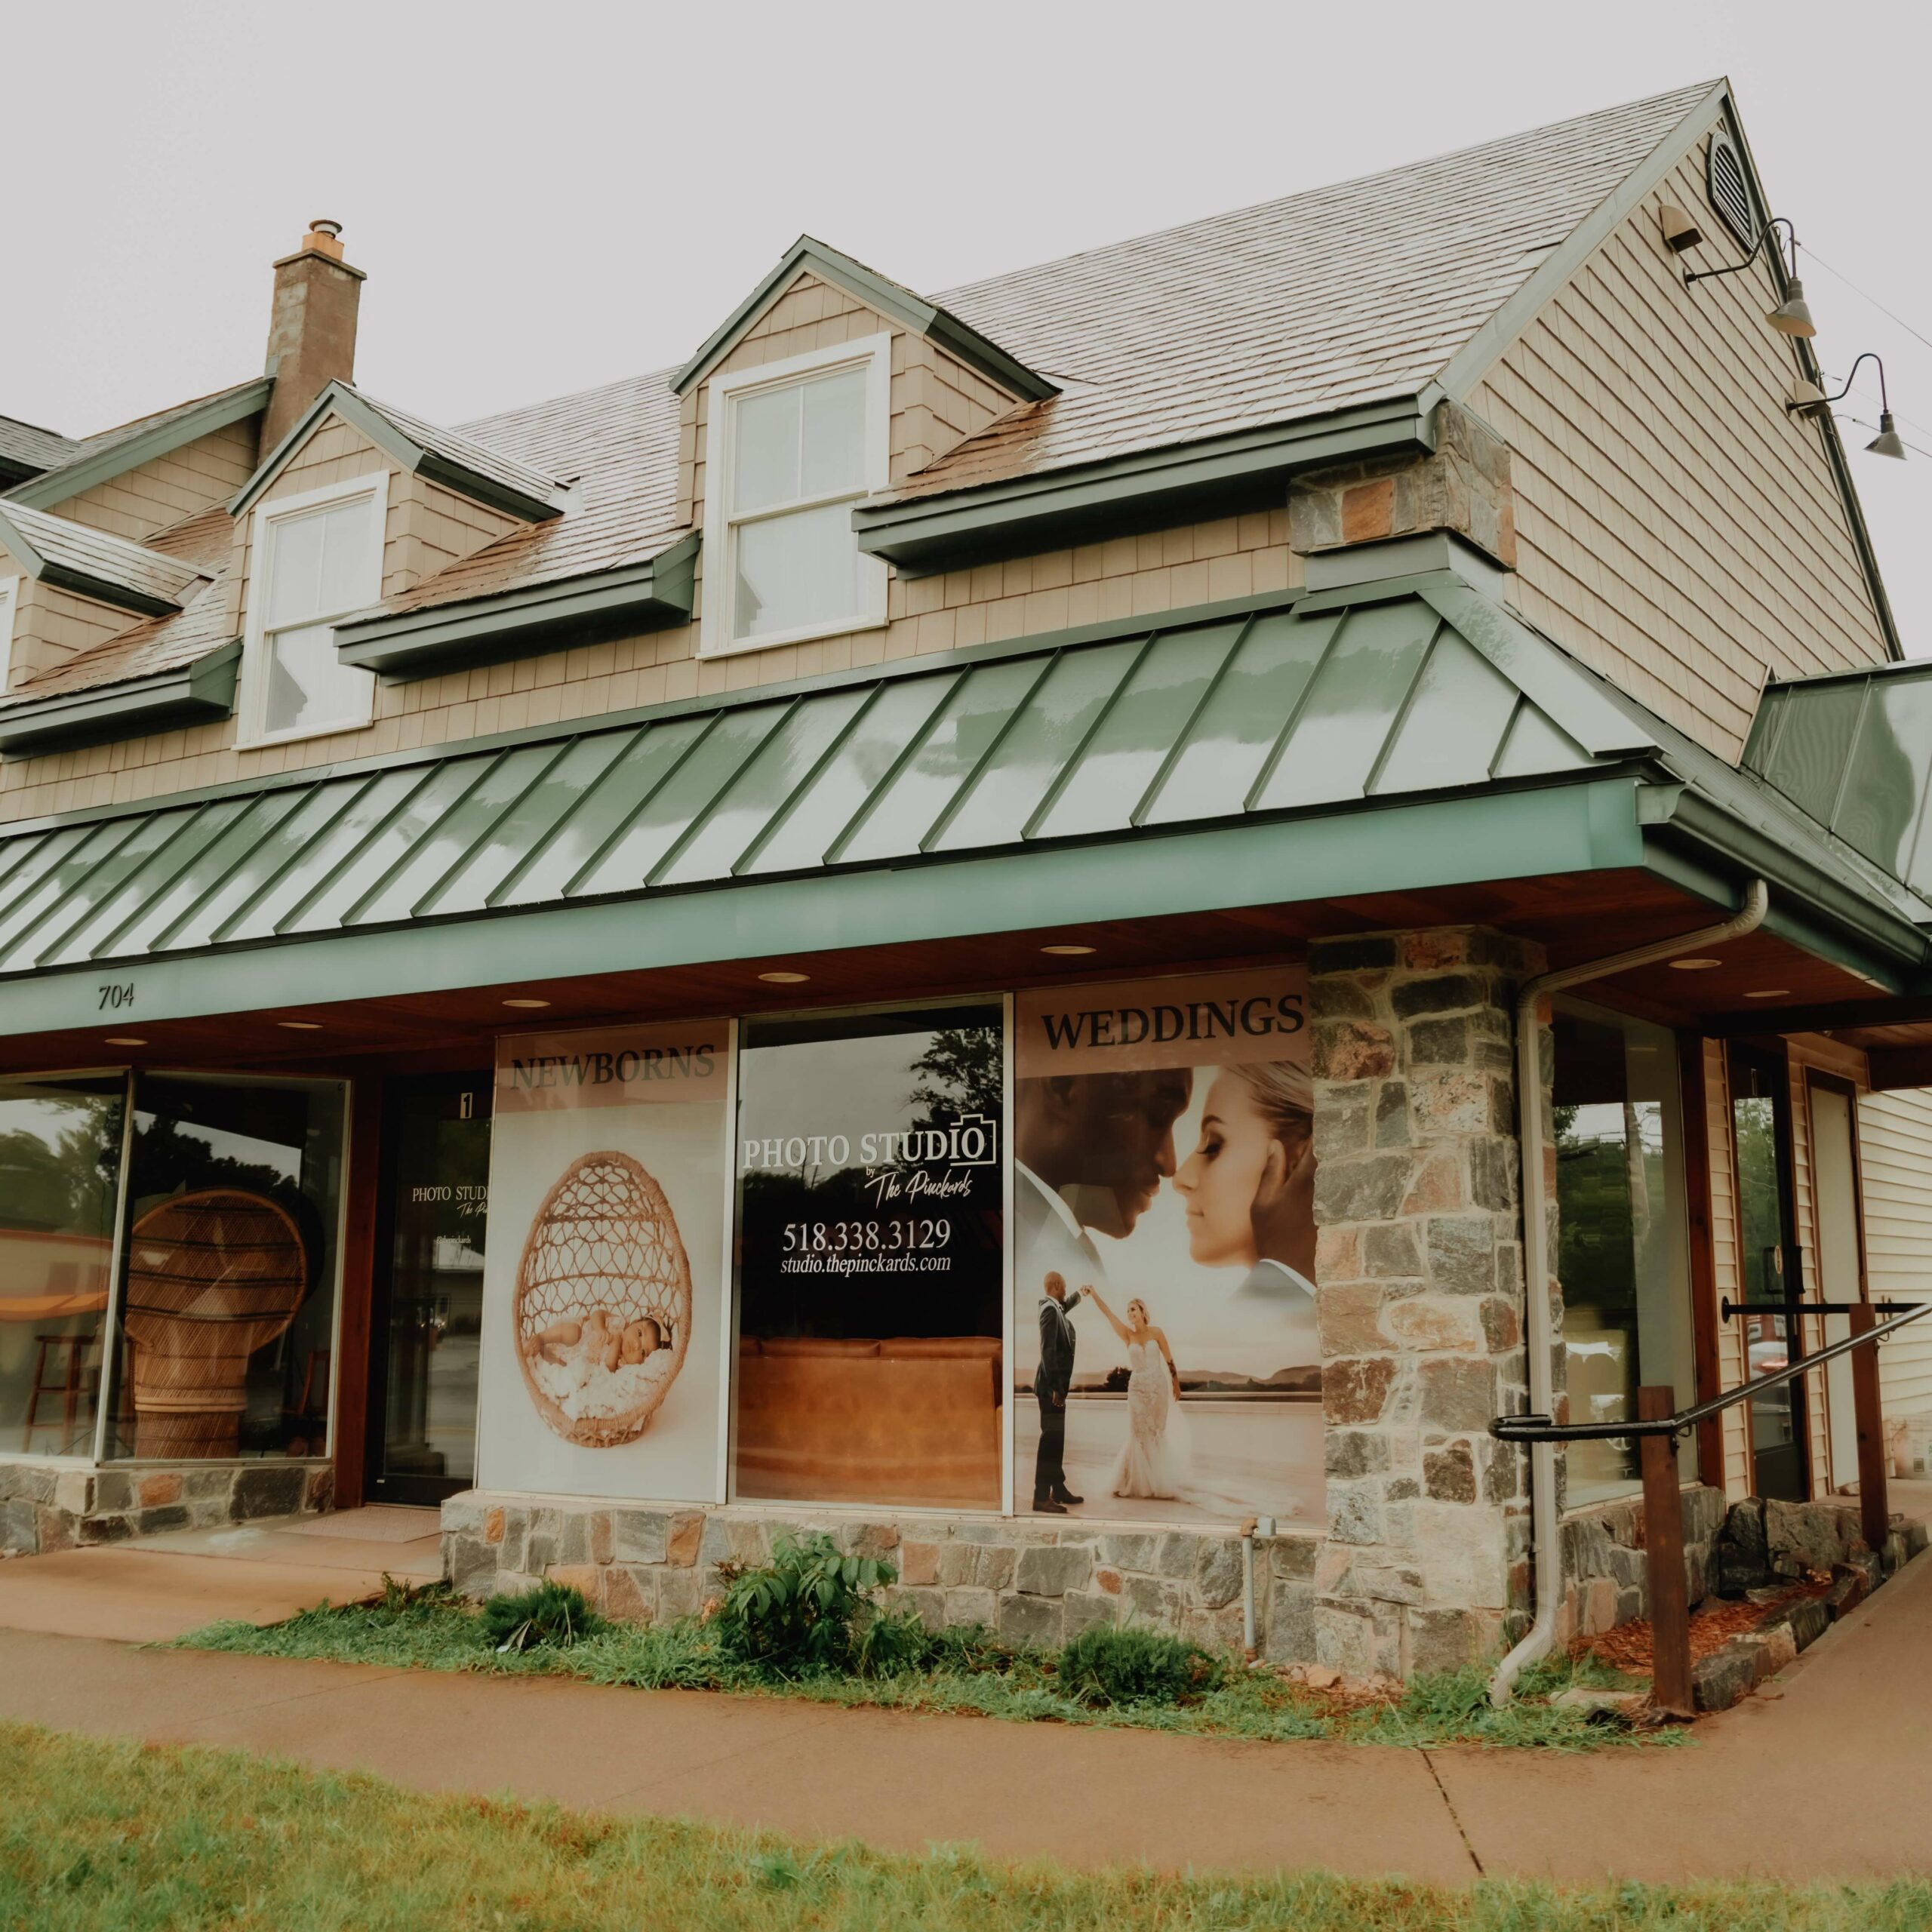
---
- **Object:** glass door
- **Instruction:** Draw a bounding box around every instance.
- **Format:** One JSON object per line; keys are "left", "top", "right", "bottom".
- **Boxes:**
{"left": 1729, "top": 1044, "right": 1808, "bottom": 1502}
{"left": 367, "top": 1074, "right": 491, "bottom": 1504}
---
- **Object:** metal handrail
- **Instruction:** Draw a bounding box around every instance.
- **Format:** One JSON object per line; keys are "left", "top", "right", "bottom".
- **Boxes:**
{"left": 1488, "top": 1297, "right": 1927, "bottom": 1718}
{"left": 1719, "top": 1296, "right": 1922, "bottom": 1321}
{"left": 1490, "top": 1297, "right": 1932, "bottom": 1445}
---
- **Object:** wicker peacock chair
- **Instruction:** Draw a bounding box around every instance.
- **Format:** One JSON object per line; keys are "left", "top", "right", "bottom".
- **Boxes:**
{"left": 119, "top": 1189, "right": 309, "bottom": 1458}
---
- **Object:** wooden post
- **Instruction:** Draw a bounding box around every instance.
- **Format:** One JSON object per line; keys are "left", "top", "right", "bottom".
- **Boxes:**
{"left": 328, "top": 1073, "right": 384, "bottom": 1509}
{"left": 1638, "top": 1384, "right": 1694, "bottom": 1718}
{"left": 1850, "top": 1302, "right": 1890, "bottom": 1556}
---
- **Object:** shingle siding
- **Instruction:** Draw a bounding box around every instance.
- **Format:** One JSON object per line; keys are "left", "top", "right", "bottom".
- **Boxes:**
{"left": 54, "top": 419, "right": 260, "bottom": 544}
{"left": 1469, "top": 137, "right": 1888, "bottom": 762}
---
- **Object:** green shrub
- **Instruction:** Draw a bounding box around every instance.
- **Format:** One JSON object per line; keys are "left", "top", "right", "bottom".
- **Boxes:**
{"left": 480, "top": 1580, "right": 602, "bottom": 1654}
{"left": 712, "top": 1533, "right": 900, "bottom": 1678}
{"left": 1057, "top": 1624, "right": 1223, "bottom": 1706}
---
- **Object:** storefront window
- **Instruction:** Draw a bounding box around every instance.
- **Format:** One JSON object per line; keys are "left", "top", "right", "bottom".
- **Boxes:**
{"left": 102, "top": 1073, "right": 346, "bottom": 1460}
{"left": 0, "top": 1074, "right": 127, "bottom": 1457}
{"left": 732, "top": 1004, "right": 1004, "bottom": 1509}
{"left": 1552, "top": 1003, "right": 1694, "bottom": 1504}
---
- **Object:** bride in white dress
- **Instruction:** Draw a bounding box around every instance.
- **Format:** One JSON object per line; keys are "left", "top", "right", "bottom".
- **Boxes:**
{"left": 1085, "top": 1287, "right": 1188, "bottom": 1500}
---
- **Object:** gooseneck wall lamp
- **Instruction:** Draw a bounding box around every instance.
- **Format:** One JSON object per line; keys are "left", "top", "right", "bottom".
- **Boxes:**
{"left": 1683, "top": 215, "right": 1816, "bottom": 338}
{"left": 1789, "top": 352, "right": 1908, "bottom": 460}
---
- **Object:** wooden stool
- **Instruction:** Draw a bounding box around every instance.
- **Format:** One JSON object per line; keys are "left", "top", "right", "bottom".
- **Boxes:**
{"left": 23, "top": 1332, "right": 96, "bottom": 1453}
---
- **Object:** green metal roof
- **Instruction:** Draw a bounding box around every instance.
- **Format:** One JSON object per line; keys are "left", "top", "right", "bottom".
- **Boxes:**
{"left": 1746, "top": 663, "right": 1932, "bottom": 901}
{"left": 0, "top": 580, "right": 1635, "bottom": 992}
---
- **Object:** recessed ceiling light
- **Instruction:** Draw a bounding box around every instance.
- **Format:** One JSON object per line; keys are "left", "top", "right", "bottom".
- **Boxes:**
{"left": 1041, "top": 944, "right": 1097, "bottom": 957}
{"left": 1743, "top": 989, "right": 1792, "bottom": 1000}
{"left": 1667, "top": 958, "right": 1725, "bottom": 971}
{"left": 503, "top": 998, "right": 551, "bottom": 1009}
{"left": 104, "top": 1037, "right": 146, "bottom": 1048}
{"left": 278, "top": 1020, "right": 324, "bottom": 1031}
{"left": 758, "top": 971, "right": 810, "bottom": 984}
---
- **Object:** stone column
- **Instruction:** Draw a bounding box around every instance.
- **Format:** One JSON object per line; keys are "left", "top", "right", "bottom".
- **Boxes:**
{"left": 1307, "top": 926, "right": 1544, "bottom": 1677}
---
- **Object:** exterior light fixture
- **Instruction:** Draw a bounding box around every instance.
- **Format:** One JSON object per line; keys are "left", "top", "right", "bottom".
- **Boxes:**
{"left": 1041, "top": 943, "right": 1097, "bottom": 956}
{"left": 1683, "top": 216, "right": 1815, "bottom": 338}
{"left": 1657, "top": 202, "right": 1703, "bottom": 253}
{"left": 758, "top": 971, "right": 809, "bottom": 984}
{"left": 104, "top": 1036, "right": 147, "bottom": 1047}
{"left": 277, "top": 1020, "right": 324, "bottom": 1031}
{"left": 1667, "top": 957, "right": 1725, "bottom": 971}
{"left": 503, "top": 998, "right": 551, "bottom": 1009}
{"left": 1789, "top": 352, "right": 1908, "bottom": 459}
{"left": 1744, "top": 988, "right": 1792, "bottom": 999}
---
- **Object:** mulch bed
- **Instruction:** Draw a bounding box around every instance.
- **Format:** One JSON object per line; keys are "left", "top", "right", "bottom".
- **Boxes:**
{"left": 1572, "top": 1575, "right": 1832, "bottom": 1675}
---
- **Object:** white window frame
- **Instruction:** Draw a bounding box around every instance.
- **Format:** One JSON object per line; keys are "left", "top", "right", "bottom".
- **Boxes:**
{"left": 240, "top": 470, "right": 388, "bottom": 747}
{"left": 0, "top": 574, "right": 19, "bottom": 690}
{"left": 700, "top": 332, "right": 892, "bottom": 659}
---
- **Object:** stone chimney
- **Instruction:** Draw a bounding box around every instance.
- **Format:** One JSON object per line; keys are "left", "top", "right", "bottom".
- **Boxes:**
{"left": 259, "top": 220, "right": 365, "bottom": 455}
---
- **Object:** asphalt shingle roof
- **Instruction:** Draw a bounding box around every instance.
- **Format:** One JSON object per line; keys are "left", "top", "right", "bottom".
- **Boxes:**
{"left": 0, "top": 415, "right": 79, "bottom": 478}
{"left": 0, "top": 500, "right": 211, "bottom": 609}
{"left": 0, "top": 82, "right": 1717, "bottom": 709}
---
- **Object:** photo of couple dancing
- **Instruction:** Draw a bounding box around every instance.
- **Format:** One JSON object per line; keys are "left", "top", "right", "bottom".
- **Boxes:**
{"left": 1016, "top": 972, "right": 1322, "bottom": 1525}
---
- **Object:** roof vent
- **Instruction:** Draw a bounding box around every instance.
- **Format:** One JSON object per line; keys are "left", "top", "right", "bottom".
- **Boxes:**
{"left": 1706, "top": 135, "right": 1755, "bottom": 248}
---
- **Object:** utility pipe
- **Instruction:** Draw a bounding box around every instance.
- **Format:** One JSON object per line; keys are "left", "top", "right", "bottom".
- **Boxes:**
{"left": 1239, "top": 1515, "right": 1260, "bottom": 1662}
{"left": 1487, "top": 878, "right": 1769, "bottom": 1706}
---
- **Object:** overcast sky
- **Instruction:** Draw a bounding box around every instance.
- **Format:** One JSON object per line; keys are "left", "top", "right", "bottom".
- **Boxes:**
{"left": 7, "top": 0, "right": 1928, "bottom": 648}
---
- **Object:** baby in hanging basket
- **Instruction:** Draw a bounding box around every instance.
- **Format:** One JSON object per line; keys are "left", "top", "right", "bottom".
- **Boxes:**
{"left": 525, "top": 1310, "right": 664, "bottom": 1382}
{"left": 513, "top": 1150, "right": 694, "bottom": 1447}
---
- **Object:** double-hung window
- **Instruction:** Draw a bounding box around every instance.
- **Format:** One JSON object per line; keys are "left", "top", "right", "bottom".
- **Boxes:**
{"left": 702, "top": 334, "right": 891, "bottom": 656}
{"left": 244, "top": 473, "right": 386, "bottom": 742}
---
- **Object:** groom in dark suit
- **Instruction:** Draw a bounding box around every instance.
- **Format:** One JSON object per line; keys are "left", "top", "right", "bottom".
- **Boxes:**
{"left": 1033, "top": 1271, "right": 1085, "bottom": 1513}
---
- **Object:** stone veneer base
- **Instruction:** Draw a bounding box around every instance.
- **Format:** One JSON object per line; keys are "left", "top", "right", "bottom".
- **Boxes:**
{"left": 441, "top": 1492, "right": 1326, "bottom": 1659}
{"left": 0, "top": 1456, "right": 333, "bottom": 1556}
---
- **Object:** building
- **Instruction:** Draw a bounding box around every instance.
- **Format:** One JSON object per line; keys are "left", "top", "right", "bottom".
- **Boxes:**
{"left": 2, "top": 76, "right": 1929, "bottom": 1680}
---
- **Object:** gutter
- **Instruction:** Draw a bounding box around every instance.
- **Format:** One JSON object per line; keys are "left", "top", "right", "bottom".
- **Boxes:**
{"left": 1490, "top": 878, "right": 1769, "bottom": 1707}
{"left": 851, "top": 396, "right": 1436, "bottom": 575}
{"left": 1639, "top": 785, "right": 1930, "bottom": 982}
{"left": 335, "top": 534, "right": 700, "bottom": 680}
{"left": 0, "top": 641, "right": 240, "bottom": 757}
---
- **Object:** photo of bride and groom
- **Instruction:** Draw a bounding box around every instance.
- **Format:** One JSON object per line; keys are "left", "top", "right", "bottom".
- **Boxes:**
{"left": 1014, "top": 969, "right": 1324, "bottom": 1527}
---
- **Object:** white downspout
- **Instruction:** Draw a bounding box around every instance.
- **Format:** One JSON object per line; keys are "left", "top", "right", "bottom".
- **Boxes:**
{"left": 1488, "top": 877, "right": 1769, "bottom": 1706}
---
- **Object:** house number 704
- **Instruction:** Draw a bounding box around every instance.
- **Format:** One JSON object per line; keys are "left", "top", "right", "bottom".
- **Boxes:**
{"left": 97, "top": 983, "right": 135, "bottom": 1011}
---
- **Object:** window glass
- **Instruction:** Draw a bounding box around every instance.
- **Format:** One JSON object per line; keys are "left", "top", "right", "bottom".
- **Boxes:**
{"left": 265, "top": 622, "right": 371, "bottom": 737}
{"left": 734, "top": 503, "right": 859, "bottom": 642}
{"left": 259, "top": 493, "right": 378, "bottom": 735}
{"left": 732, "top": 1004, "right": 1004, "bottom": 1509}
{"left": 0, "top": 1075, "right": 125, "bottom": 1457}
{"left": 1552, "top": 1004, "right": 1694, "bottom": 1504}
{"left": 103, "top": 1074, "right": 346, "bottom": 1461}
{"left": 798, "top": 367, "right": 866, "bottom": 498}
{"left": 732, "top": 383, "right": 801, "bottom": 513}
{"left": 725, "top": 359, "right": 872, "bottom": 645}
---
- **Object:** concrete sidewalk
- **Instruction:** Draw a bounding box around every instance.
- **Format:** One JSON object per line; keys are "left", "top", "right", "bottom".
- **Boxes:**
{"left": 0, "top": 1507, "right": 440, "bottom": 1642}
{"left": 0, "top": 1540, "right": 1926, "bottom": 1884}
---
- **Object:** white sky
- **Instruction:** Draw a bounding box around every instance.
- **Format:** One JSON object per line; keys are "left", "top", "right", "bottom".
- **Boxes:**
{"left": 5, "top": 0, "right": 1928, "bottom": 649}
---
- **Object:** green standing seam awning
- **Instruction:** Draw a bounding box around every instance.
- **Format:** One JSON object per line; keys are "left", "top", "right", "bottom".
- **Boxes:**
{"left": 0, "top": 577, "right": 1666, "bottom": 1035}
{"left": 1746, "top": 662, "right": 1932, "bottom": 903}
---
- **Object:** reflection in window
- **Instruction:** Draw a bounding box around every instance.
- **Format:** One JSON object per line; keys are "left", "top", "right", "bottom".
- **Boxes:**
{"left": 1552, "top": 1004, "right": 1694, "bottom": 1504}
{"left": 732, "top": 1005, "right": 1004, "bottom": 1509}
{"left": 103, "top": 1074, "right": 346, "bottom": 1461}
{"left": 0, "top": 1075, "right": 126, "bottom": 1457}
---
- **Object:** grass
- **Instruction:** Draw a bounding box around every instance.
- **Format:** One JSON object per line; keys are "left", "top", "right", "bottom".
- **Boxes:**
{"left": 0, "top": 1718, "right": 1919, "bottom": 1932}
{"left": 174, "top": 1584, "right": 1675, "bottom": 1752}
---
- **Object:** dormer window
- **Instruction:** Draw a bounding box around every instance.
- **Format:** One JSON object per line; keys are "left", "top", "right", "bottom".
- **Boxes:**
{"left": 0, "top": 574, "right": 17, "bottom": 688}
{"left": 242, "top": 473, "right": 386, "bottom": 742}
{"left": 701, "top": 334, "right": 890, "bottom": 656}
